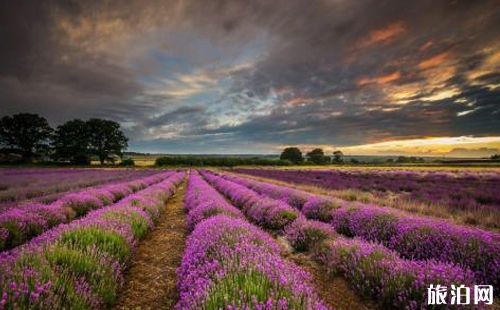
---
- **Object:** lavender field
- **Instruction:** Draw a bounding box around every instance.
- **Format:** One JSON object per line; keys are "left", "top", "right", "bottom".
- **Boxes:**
{"left": 233, "top": 168, "right": 500, "bottom": 230}
{"left": 0, "top": 167, "right": 498, "bottom": 309}
{"left": 3, "top": 0, "right": 500, "bottom": 308}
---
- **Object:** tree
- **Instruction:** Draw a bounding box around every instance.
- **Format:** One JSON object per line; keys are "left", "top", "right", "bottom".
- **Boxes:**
{"left": 280, "top": 147, "right": 303, "bottom": 164}
{"left": 86, "top": 118, "right": 128, "bottom": 164}
{"left": 396, "top": 156, "right": 408, "bottom": 163}
{"left": 52, "top": 119, "right": 91, "bottom": 164}
{"left": 306, "top": 148, "right": 330, "bottom": 164}
{"left": 491, "top": 154, "right": 500, "bottom": 161}
{"left": 332, "top": 150, "right": 344, "bottom": 163}
{"left": 0, "top": 113, "right": 53, "bottom": 162}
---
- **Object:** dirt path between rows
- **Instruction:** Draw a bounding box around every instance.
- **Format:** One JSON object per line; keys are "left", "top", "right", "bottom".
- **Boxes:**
{"left": 112, "top": 181, "right": 187, "bottom": 310}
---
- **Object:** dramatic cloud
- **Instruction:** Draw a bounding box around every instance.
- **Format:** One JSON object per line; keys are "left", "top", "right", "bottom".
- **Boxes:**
{"left": 1, "top": 0, "right": 499, "bottom": 155}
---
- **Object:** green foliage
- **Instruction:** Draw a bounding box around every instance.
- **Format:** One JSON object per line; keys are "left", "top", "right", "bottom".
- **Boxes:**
{"left": 395, "top": 156, "right": 425, "bottom": 163}
{"left": 280, "top": 147, "right": 303, "bottom": 164}
{"left": 46, "top": 244, "right": 119, "bottom": 306}
{"left": 294, "top": 227, "right": 332, "bottom": 252}
{"left": 51, "top": 118, "right": 128, "bottom": 165}
{"left": 1, "top": 220, "right": 44, "bottom": 250}
{"left": 119, "top": 158, "right": 135, "bottom": 166}
{"left": 0, "top": 113, "right": 53, "bottom": 162}
{"left": 58, "top": 227, "right": 131, "bottom": 263}
{"left": 52, "top": 119, "right": 91, "bottom": 164}
{"left": 102, "top": 210, "right": 151, "bottom": 239}
{"left": 332, "top": 150, "right": 344, "bottom": 163}
{"left": 204, "top": 271, "right": 294, "bottom": 310}
{"left": 491, "top": 154, "right": 500, "bottom": 161}
{"left": 155, "top": 156, "right": 291, "bottom": 167}
{"left": 306, "top": 148, "right": 330, "bottom": 164}
{"left": 4, "top": 252, "right": 91, "bottom": 309}
{"left": 86, "top": 118, "right": 129, "bottom": 165}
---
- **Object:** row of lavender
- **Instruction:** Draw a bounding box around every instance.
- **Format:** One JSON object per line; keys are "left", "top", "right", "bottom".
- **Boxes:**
{"left": 177, "top": 172, "right": 329, "bottom": 309}
{"left": 233, "top": 168, "right": 500, "bottom": 212}
{"left": 200, "top": 170, "right": 488, "bottom": 309}
{"left": 0, "top": 168, "right": 160, "bottom": 209}
{"left": 220, "top": 171, "right": 500, "bottom": 289}
{"left": 0, "top": 171, "right": 185, "bottom": 310}
{"left": 0, "top": 171, "right": 174, "bottom": 251}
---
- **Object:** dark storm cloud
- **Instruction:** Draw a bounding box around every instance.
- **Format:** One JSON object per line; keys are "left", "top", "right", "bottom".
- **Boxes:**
{"left": 1, "top": 0, "right": 500, "bottom": 152}
{"left": 194, "top": 0, "right": 500, "bottom": 98}
{"left": 0, "top": 0, "right": 162, "bottom": 124}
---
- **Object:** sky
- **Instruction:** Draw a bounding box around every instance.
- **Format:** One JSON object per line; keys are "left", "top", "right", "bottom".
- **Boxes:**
{"left": 1, "top": 0, "right": 500, "bottom": 157}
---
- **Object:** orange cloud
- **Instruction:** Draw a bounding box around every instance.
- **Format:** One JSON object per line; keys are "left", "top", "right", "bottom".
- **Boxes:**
{"left": 357, "top": 21, "right": 406, "bottom": 47}
{"left": 419, "top": 40, "right": 433, "bottom": 52}
{"left": 418, "top": 52, "right": 450, "bottom": 70}
{"left": 273, "top": 86, "right": 291, "bottom": 95}
{"left": 484, "top": 50, "right": 500, "bottom": 67}
{"left": 357, "top": 71, "right": 401, "bottom": 86}
{"left": 286, "top": 97, "right": 314, "bottom": 105}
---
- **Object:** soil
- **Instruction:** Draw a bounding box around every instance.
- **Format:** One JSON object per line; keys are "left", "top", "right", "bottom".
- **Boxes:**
{"left": 112, "top": 181, "right": 187, "bottom": 310}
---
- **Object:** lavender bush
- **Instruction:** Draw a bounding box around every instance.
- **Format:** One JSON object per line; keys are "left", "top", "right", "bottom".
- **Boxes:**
{"left": 233, "top": 168, "right": 500, "bottom": 227}
{"left": 330, "top": 205, "right": 500, "bottom": 289}
{"left": 0, "top": 171, "right": 175, "bottom": 251}
{"left": 0, "top": 171, "right": 185, "bottom": 310}
{"left": 0, "top": 168, "right": 160, "bottom": 209}
{"left": 185, "top": 173, "right": 244, "bottom": 231}
{"left": 315, "top": 238, "right": 481, "bottom": 309}
{"left": 176, "top": 215, "right": 330, "bottom": 310}
{"left": 200, "top": 170, "right": 299, "bottom": 230}
{"left": 284, "top": 218, "right": 335, "bottom": 252}
{"left": 216, "top": 171, "right": 500, "bottom": 292}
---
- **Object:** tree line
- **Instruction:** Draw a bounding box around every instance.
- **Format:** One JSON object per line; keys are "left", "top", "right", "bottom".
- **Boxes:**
{"left": 0, "top": 113, "right": 128, "bottom": 164}
{"left": 155, "top": 156, "right": 291, "bottom": 167}
{"left": 280, "top": 147, "right": 344, "bottom": 164}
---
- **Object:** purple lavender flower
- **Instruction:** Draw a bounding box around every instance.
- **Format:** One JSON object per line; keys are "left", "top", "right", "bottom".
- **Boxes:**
{"left": 284, "top": 218, "right": 335, "bottom": 252}
{"left": 200, "top": 171, "right": 299, "bottom": 230}
{"left": 185, "top": 173, "right": 244, "bottom": 231}
{"left": 0, "top": 171, "right": 178, "bottom": 252}
{"left": 0, "top": 172, "right": 185, "bottom": 309}
{"left": 315, "top": 237, "right": 481, "bottom": 309}
{"left": 215, "top": 171, "right": 500, "bottom": 290}
{"left": 176, "top": 215, "right": 330, "bottom": 310}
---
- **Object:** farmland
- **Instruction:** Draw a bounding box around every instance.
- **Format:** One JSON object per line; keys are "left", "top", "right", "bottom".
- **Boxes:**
{"left": 233, "top": 168, "right": 500, "bottom": 230}
{"left": 0, "top": 167, "right": 499, "bottom": 309}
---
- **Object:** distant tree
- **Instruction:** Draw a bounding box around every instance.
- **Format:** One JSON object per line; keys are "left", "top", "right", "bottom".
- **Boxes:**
{"left": 0, "top": 113, "right": 53, "bottom": 162}
{"left": 306, "top": 148, "right": 330, "bottom": 164}
{"left": 395, "top": 156, "right": 425, "bottom": 163}
{"left": 350, "top": 158, "right": 359, "bottom": 164}
{"left": 86, "top": 119, "right": 128, "bottom": 165}
{"left": 396, "top": 156, "right": 409, "bottom": 163}
{"left": 332, "top": 150, "right": 344, "bottom": 163}
{"left": 155, "top": 156, "right": 291, "bottom": 167}
{"left": 52, "top": 119, "right": 91, "bottom": 164}
{"left": 491, "top": 154, "right": 500, "bottom": 161}
{"left": 280, "top": 147, "right": 303, "bottom": 164}
{"left": 119, "top": 158, "right": 135, "bottom": 166}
